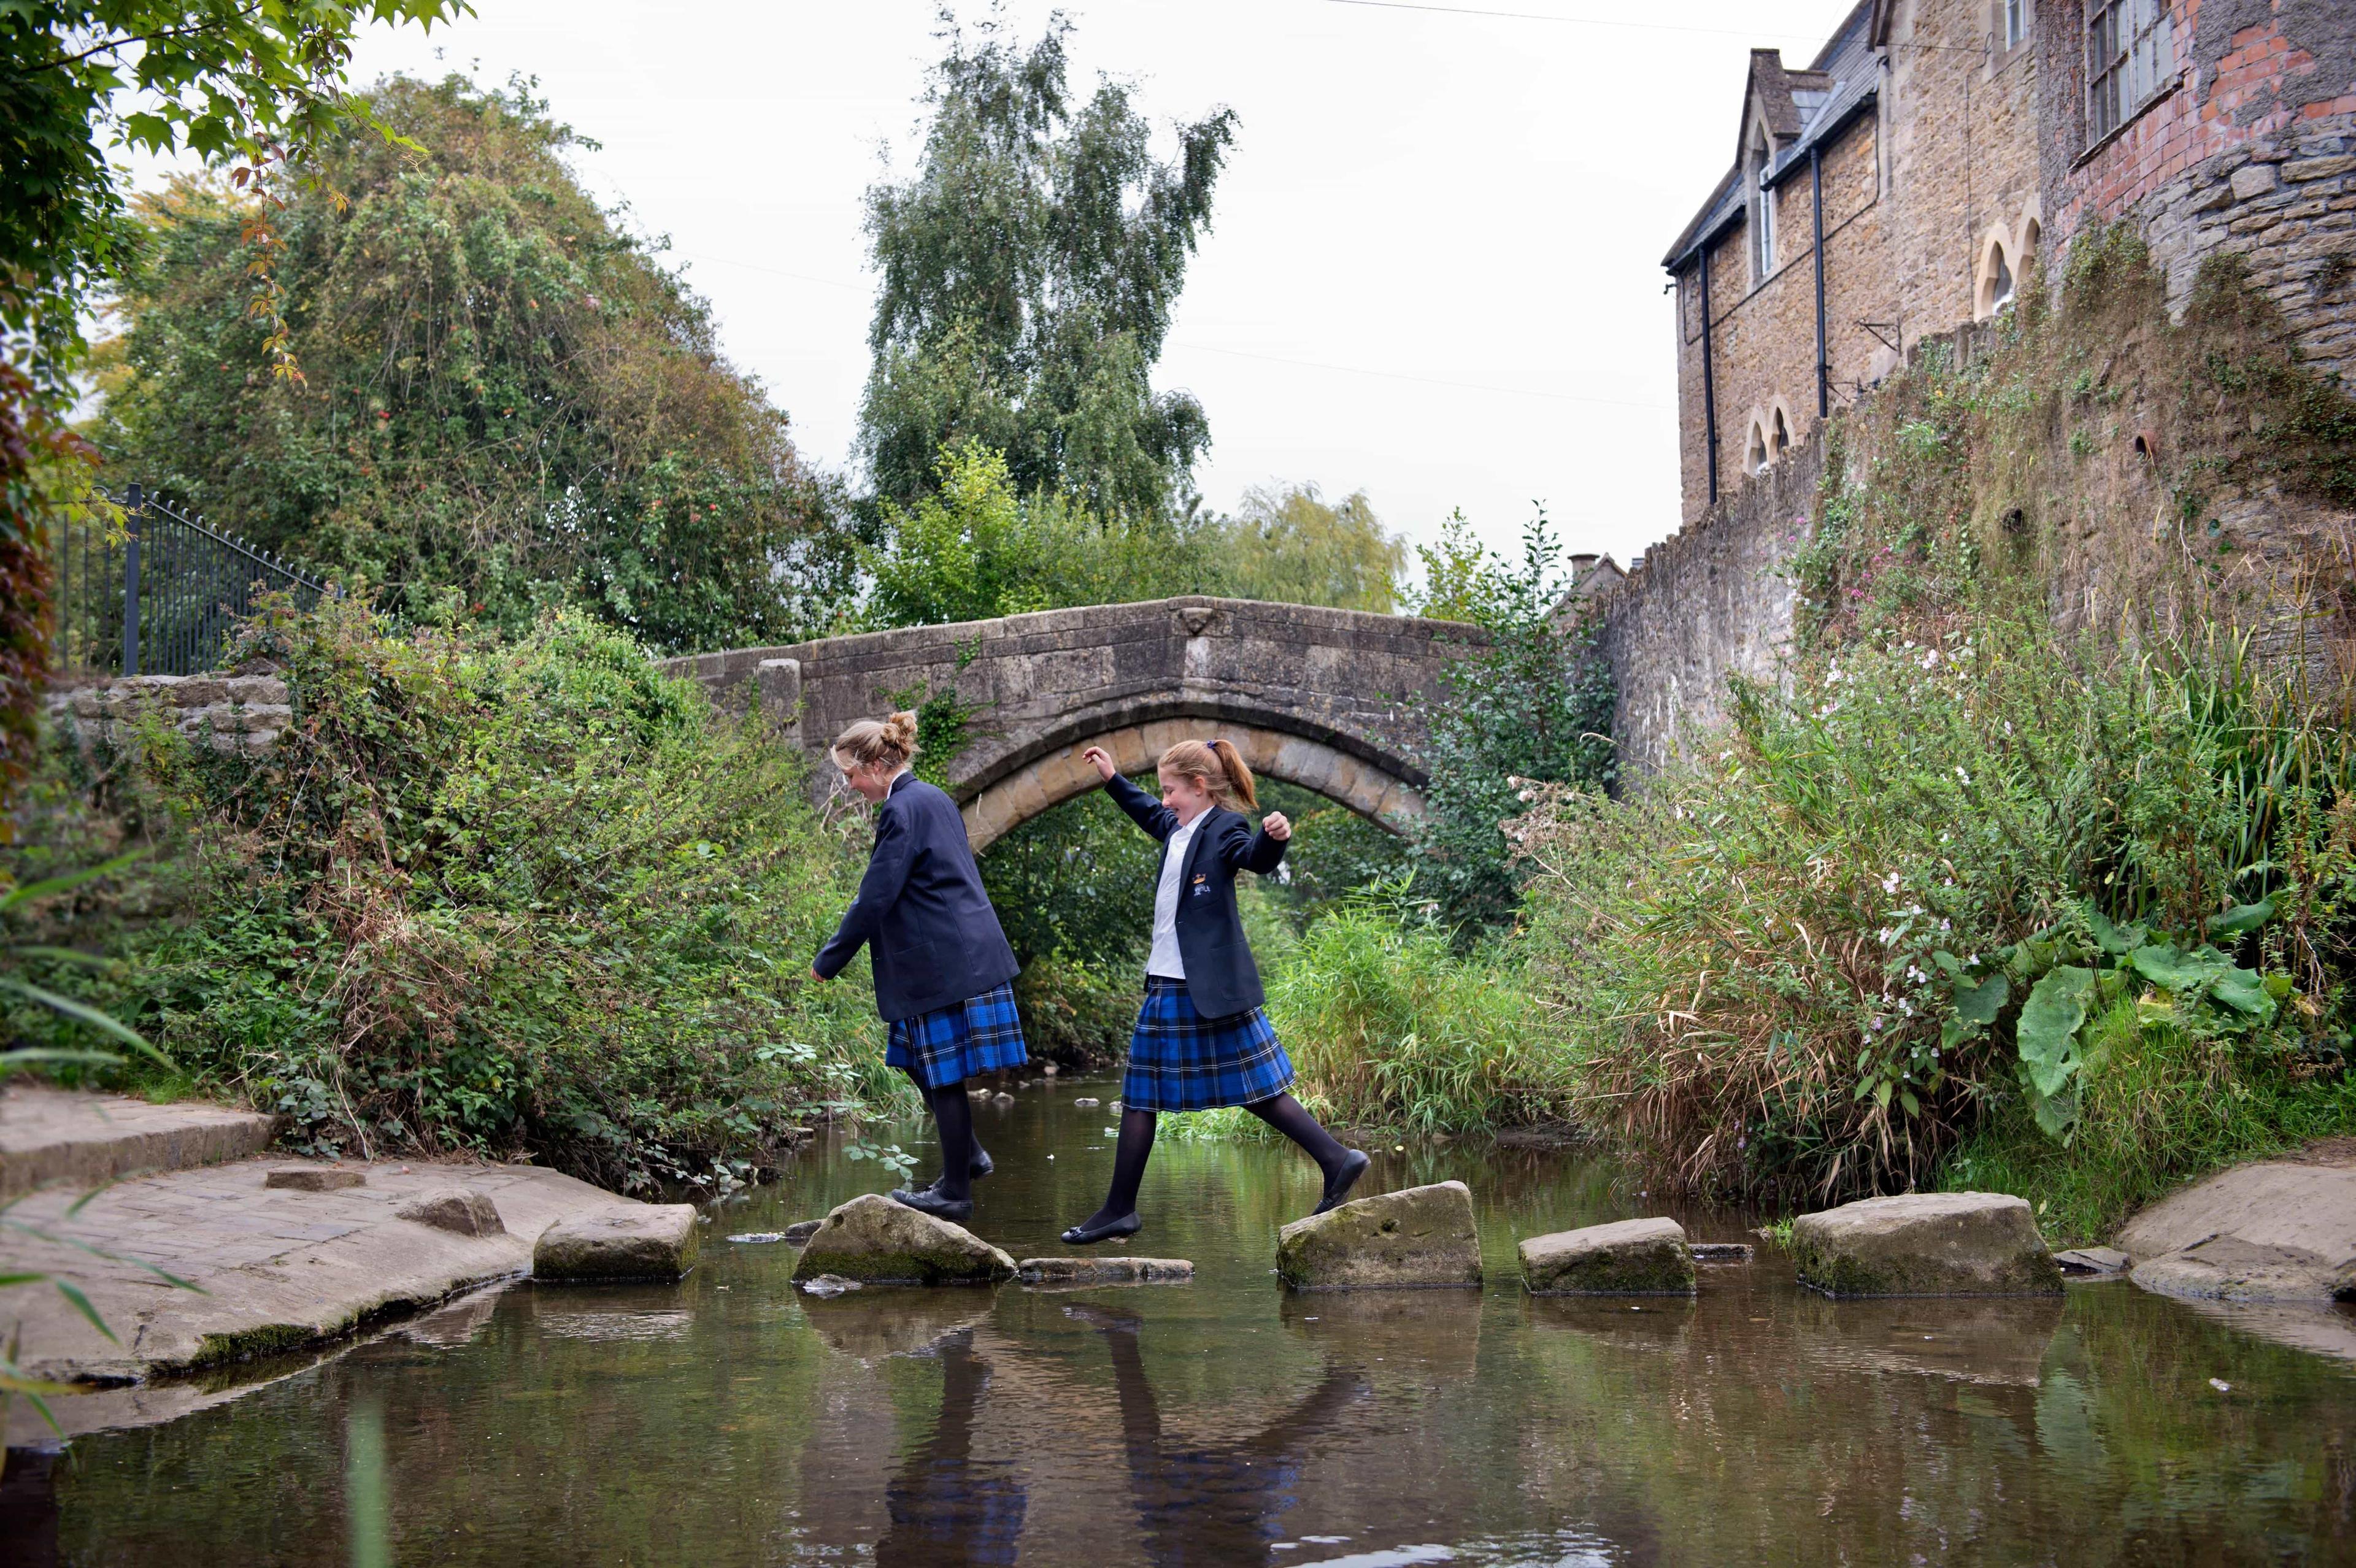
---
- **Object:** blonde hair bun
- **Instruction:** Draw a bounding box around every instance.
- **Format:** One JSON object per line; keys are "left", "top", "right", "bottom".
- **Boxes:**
{"left": 832, "top": 711, "right": 922, "bottom": 772}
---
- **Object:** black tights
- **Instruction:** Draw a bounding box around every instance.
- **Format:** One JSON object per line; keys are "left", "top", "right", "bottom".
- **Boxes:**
{"left": 1076, "top": 1093, "right": 1348, "bottom": 1230}
{"left": 904, "top": 1069, "right": 984, "bottom": 1202}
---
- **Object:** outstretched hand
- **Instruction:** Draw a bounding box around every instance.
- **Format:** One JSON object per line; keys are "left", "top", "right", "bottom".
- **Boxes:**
{"left": 1080, "top": 745, "right": 1118, "bottom": 783}
{"left": 1261, "top": 812, "right": 1292, "bottom": 842}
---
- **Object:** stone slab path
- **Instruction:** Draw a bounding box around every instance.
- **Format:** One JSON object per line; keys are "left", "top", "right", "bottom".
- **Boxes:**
{"left": 1, "top": 1086, "right": 274, "bottom": 1199}
{"left": 4, "top": 1151, "right": 632, "bottom": 1396}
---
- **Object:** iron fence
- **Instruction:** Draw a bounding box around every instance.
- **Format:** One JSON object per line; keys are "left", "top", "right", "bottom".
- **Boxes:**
{"left": 52, "top": 485, "right": 332, "bottom": 676}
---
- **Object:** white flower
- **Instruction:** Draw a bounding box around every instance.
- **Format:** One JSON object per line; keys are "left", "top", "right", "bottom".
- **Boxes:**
{"left": 1882, "top": 871, "right": 1902, "bottom": 893}
{"left": 1955, "top": 767, "right": 1971, "bottom": 785}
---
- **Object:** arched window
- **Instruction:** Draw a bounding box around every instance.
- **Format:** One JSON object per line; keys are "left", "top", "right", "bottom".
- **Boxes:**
{"left": 1976, "top": 230, "right": 2017, "bottom": 319}
{"left": 1747, "top": 121, "right": 1777, "bottom": 283}
{"left": 1771, "top": 407, "right": 1791, "bottom": 459}
{"left": 1747, "top": 418, "right": 1770, "bottom": 475}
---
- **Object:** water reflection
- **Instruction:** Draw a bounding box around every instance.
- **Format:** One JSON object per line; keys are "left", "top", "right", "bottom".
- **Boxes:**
{"left": 1078, "top": 1301, "right": 1366, "bottom": 1564}
{"left": 21, "top": 1078, "right": 2356, "bottom": 1566}
{"left": 875, "top": 1331, "right": 1026, "bottom": 1566}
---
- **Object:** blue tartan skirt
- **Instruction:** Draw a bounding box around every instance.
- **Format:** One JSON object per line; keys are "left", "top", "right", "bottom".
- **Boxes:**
{"left": 1121, "top": 977, "right": 1296, "bottom": 1113}
{"left": 886, "top": 982, "right": 1030, "bottom": 1091}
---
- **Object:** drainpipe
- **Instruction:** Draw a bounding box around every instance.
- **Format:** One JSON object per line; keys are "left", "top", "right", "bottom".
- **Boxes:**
{"left": 1698, "top": 247, "right": 1719, "bottom": 507}
{"left": 1812, "top": 143, "right": 1828, "bottom": 420}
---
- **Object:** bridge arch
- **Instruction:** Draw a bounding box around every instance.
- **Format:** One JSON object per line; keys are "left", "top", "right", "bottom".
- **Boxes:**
{"left": 657, "top": 595, "right": 1481, "bottom": 850}
{"left": 961, "top": 717, "right": 1424, "bottom": 851}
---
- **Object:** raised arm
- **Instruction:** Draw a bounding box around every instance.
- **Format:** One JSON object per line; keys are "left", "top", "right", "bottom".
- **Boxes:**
{"left": 1215, "top": 812, "right": 1288, "bottom": 875}
{"left": 813, "top": 802, "right": 917, "bottom": 977}
{"left": 1096, "top": 761, "right": 1178, "bottom": 841}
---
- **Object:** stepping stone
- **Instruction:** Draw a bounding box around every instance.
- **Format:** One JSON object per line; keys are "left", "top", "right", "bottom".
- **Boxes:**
{"left": 2054, "top": 1245, "right": 2130, "bottom": 1277}
{"left": 1277, "top": 1180, "right": 1482, "bottom": 1291}
{"left": 395, "top": 1188, "right": 505, "bottom": 1237}
{"left": 783, "top": 1218, "right": 824, "bottom": 1244}
{"left": 1017, "top": 1256, "right": 1195, "bottom": 1285}
{"left": 1690, "top": 1242, "right": 1755, "bottom": 1262}
{"left": 788, "top": 1193, "right": 1015, "bottom": 1286}
{"left": 1789, "top": 1192, "right": 2062, "bottom": 1297}
{"left": 800, "top": 1274, "right": 863, "bottom": 1297}
{"left": 533, "top": 1204, "right": 700, "bottom": 1282}
{"left": 1520, "top": 1217, "right": 1695, "bottom": 1295}
{"left": 1073, "top": 1097, "right": 1101, "bottom": 1108}
{"left": 728, "top": 1232, "right": 788, "bottom": 1245}
{"left": 264, "top": 1166, "right": 364, "bottom": 1192}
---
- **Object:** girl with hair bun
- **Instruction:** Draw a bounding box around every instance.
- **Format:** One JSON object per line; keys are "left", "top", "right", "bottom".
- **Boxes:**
{"left": 1061, "top": 737, "right": 1369, "bottom": 1245}
{"left": 810, "top": 710, "right": 1025, "bottom": 1221}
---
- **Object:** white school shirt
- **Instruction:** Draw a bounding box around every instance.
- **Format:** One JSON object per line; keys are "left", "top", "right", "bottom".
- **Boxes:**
{"left": 1146, "top": 812, "right": 1205, "bottom": 980}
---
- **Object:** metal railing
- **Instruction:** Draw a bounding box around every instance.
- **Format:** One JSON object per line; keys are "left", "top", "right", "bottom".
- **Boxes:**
{"left": 53, "top": 485, "right": 332, "bottom": 676}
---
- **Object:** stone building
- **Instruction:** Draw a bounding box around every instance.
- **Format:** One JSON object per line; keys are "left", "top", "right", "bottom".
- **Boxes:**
{"left": 1663, "top": 0, "right": 2355, "bottom": 526}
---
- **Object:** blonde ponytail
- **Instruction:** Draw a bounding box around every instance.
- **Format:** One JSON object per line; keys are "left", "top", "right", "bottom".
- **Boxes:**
{"left": 1160, "top": 738, "right": 1257, "bottom": 810}
{"left": 832, "top": 710, "right": 921, "bottom": 772}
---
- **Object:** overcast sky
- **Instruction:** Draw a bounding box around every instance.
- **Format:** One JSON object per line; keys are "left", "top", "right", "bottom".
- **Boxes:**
{"left": 325, "top": 0, "right": 1854, "bottom": 573}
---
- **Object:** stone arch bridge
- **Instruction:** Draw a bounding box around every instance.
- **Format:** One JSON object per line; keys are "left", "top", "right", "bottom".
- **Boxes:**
{"left": 658, "top": 598, "right": 1484, "bottom": 850}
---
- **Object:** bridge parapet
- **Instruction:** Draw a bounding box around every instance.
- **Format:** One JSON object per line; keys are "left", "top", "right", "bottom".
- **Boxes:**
{"left": 658, "top": 596, "right": 1484, "bottom": 847}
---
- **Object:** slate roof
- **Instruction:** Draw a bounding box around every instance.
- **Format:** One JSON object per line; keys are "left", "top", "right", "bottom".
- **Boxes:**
{"left": 1661, "top": 0, "right": 1879, "bottom": 272}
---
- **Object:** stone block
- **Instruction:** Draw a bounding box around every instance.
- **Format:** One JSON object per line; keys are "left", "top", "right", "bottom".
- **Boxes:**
{"left": 264, "top": 1166, "right": 364, "bottom": 1193}
{"left": 1276, "top": 1180, "right": 1482, "bottom": 1290}
{"left": 395, "top": 1188, "right": 506, "bottom": 1238}
{"left": 533, "top": 1204, "right": 699, "bottom": 1282}
{"left": 1788, "top": 1193, "right": 2062, "bottom": 1297}
{"left": 1520, "top": 1216, "right": 1696, "bottom": 1294}
{"left": 2287, "top": 155, "right": 2356, "bottom": 183}
{"left": 789, "top": 1193, "right": 1015, "bottom": 1286}
{"left": 1017, "top": 1256, "right": 1195, "bottom": 1285}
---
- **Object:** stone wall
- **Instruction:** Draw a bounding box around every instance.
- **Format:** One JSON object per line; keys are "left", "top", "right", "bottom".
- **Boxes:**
{"left": 657, "top": 596, "right": 1485, "bottom": 844}
{"left": 1680, "top": 114, "right": 1890, "bottom": 525}
{"left": 44, "top": 672, "right": 290, "bottom": 755}
{"left": 2041, "top": 0, "right": 2356, "bottom": 385}
{"left": 1589, "top": 429, "right": 1822, "bottom": 783}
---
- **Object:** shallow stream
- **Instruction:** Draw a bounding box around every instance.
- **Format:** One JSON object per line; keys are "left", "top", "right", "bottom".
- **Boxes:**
{"left": 18, "top": 1077, "right": 2356, "bottom": 1564}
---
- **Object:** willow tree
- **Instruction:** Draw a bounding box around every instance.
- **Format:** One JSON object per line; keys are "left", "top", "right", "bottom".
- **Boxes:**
{"left": 860, "top": 16, "right": 1236, "bottom": 521}
{"left": 98, "top": 76, "right": 848, "bottom": 651}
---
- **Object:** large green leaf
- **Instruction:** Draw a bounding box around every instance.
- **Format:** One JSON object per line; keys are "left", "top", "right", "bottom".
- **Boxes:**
{"left": 1953, "top": 971, "right": 2009, "bottom": 1026}
{"left": 2016, "top": 965, "right": 2094, "bottom": 1100}
{"left": 2127, "top": 943, "right": 2229, "bottom": 994}
{"left": 2085, "top": 905, "right": 2147, "bottom": 956}
{"left": 2210, "top": 967, "right": 2277, "bottom": 1020}
{"left": 2207, "top": 899, "right": 2276, "bottom": 937}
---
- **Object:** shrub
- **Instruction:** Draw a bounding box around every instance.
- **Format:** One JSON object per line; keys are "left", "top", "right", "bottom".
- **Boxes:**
{"left": 1266, "top": 892, "right": 1565, "bottom": 1134}
{"left": 1519, "top": 620, "right": 2355, "bottom": 1203}
{"left": 7, "top": 600, "right": 899, "bottom": 1192}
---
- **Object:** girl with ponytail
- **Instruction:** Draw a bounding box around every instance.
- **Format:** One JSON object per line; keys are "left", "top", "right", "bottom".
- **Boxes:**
{"left": 1061, "top": 738, "right": 1369, "bottom": 1245}
{"left": 811, "top": 711, "right": 1026, "bottom": 1221}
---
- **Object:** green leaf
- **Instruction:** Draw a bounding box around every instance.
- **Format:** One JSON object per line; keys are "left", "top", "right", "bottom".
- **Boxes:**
{"left": 2210, "top": 968, "right": 2276, "bottom": 1020}
{"left": 0, "top": 850, "right": 148, "bottom": 912}
{"left": 0, "top": 980, "right": 170, "bottom": 1069}
{"left": 52, "top": 1280, "right": 117, "bottom": 1344}
{"left": 1931, "top": 950, "right": 1962, "bottom": 977}
{"left": 2086, "top": 905, "right": 2146, "bottom": 956}
{"left": 2207, "top": 899, "right": 2275, "bottom": 937}
{"left": 2017, "top": 965, "right": 2094, "bottom": 1100}
{"left": 1953, "top": 971, "right": 2009, "bottom": 1026}
{"left": 2127, "top": 943, "right": 2228, "bottom": 994}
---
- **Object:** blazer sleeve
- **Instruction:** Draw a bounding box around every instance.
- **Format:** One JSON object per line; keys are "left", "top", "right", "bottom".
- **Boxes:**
{"left": 814, "top": 800, "right": 917, "bottom": 978}
{"left": 1104, "top": 772, "right": 1178, "bottom": 841}
{"left": 1215, "top": 813, "right": 1288, "bottom": 875}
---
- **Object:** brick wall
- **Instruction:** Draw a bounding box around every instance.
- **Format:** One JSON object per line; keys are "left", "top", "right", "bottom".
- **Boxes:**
{"left": 2043, "top": 0, "right": 2356, "bottom": 382}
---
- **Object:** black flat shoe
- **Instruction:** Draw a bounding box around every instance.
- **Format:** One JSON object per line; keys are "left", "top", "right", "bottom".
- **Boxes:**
{"left": 919, "top": 1150, "right": 992, "bottom": 1195}
{"left": 890, "top": 1186, "right": 974, "bottom": 1222}
{"left": 1312, "top": 1150, "right": 1371, "bottom": 1215}
{"left": 1060, "top": 1212, "right": 1142, "bottom": 1247}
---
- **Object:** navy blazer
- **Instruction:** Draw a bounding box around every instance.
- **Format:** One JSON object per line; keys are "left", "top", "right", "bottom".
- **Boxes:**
{"left": 815, "top": 772, "right": 1020, "bottom": 1023}
{"left": 1104, "top": 772, "right": 1287, "bottom": 1020}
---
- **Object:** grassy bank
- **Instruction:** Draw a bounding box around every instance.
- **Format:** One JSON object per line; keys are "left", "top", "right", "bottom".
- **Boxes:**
{"left": 4, "top": 603, "right": 900, "bottom": 1193}
{"left": 1239, "top": 230, "right": 2356, "bottom": 1240}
